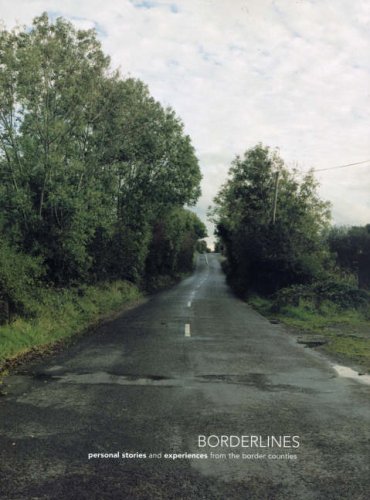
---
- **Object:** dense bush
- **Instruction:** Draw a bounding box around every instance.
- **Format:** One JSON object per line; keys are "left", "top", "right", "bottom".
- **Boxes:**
{"left": 0, "top": 241, "right": 43, "bottom": 322}
{"left": 211, "top": 144, "right": 331, "bottom": 296}
{"left": 328, "top": 224, "right": 370, "bottom": 289}
{"left": 145, "top": 208, "right": 207, "bottom": 279}
{"left": 272, "top": 280, "right": 370, "bottom": 312}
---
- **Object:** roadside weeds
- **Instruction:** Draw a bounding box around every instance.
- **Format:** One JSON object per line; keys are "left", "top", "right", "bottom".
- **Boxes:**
{"left": 248, "top": 295, "right": 370, "bottom": 375}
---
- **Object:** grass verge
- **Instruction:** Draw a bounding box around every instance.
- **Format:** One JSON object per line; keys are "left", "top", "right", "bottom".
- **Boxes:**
{"left": 248, "top": 295, "right": 370, "bottom": 373}
{"left": 0, "top": 280, "right": 141, "bottom": 373}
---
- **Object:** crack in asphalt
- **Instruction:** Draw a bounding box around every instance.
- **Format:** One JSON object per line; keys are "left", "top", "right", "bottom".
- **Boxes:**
{"left": 15, "top": 370, "right": 320, "bottom": 394}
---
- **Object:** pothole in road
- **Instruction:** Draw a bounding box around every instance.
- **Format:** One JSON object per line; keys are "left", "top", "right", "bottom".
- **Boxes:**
{"left": 56, "top": 372, "right": 271, "bottom": 389}
{"left": 196, "top": 374, "right": 317, "bottom": 394}
{"left": 297, "top": 336, "right": 328, "bottom": 348}
{"left": 57, "top": 372, "right": 178, "bottom": 387}
{"left": 19, "top": 371, "right": 316, "bottom": 393}
{"left": 15, "top": 371, "right": 56, "bottom": 381}
{"left": 16, "top": 370, "right": 175, "bottom": 386}
{"left": 197, "top": 373, "right": 268, "bottom": 386}
{"left": 25, "top": 371, "right": 271, "bottom": 388}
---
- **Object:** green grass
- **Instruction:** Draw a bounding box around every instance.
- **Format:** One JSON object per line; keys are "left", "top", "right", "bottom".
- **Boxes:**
{"left": 249, "top": 295, "right": 370, "bottom": 373}
{"left": 247, "top": 296, "right": 272, "bottom": 316}
{"left": 0, "top": 281, "right": 141, "bottom": 368}
{"left": 326, "top": 338, "right": 370, "bottom": 369}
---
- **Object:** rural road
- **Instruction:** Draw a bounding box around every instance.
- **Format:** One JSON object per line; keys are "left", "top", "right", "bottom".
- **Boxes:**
{"left": 0, "top": 254, "right": 369, "bottom": 499}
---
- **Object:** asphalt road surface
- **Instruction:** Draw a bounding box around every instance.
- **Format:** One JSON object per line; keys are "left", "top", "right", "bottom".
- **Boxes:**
{"left": 1, "top": 254, "right": 370, "bottom": 499}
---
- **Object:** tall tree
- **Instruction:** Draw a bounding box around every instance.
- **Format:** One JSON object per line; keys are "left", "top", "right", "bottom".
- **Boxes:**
{"left": 0, "top": 13, "right": 203, "bottom": 287}
{"left": 211, "top": 144, "right": 331, "bottom": 295}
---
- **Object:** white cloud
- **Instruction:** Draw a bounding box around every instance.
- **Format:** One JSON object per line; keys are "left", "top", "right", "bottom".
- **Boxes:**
{"left": 1, "top": 0, "right": 369, "bottom": 245}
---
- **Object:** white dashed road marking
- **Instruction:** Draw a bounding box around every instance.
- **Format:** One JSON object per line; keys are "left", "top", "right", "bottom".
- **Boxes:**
{"left": 185, "top": 324, "right": 191, "bottom": 337}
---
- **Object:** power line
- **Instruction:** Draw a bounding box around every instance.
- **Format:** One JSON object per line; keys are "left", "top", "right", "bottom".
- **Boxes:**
{"left": 292, "top": 158, "right": 370, "bottom": 178}
{"left": 311, "top": 159, "right": 370, "bottom": 173}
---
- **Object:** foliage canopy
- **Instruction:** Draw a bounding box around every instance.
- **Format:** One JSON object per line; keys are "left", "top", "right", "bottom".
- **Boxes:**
{"left": 0, "top": 14, "right": 204, "bottom": 317}
{"left": 211, "top": 144, "right": 331, "bottom": 295}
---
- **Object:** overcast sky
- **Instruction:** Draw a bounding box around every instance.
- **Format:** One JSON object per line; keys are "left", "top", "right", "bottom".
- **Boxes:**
{"left": 1, "top": 0, "right": 369, "bottom": 244}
